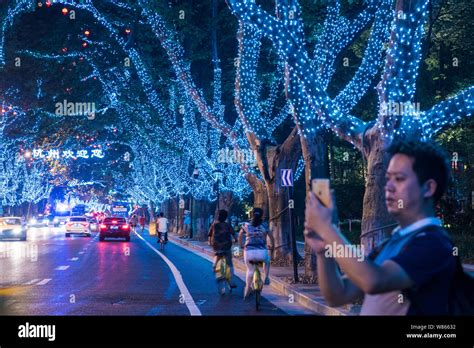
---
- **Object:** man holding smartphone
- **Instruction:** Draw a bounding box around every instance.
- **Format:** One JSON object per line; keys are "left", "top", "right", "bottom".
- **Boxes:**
{"left": 304, "top": 140, "right": 456, "bottom": 315}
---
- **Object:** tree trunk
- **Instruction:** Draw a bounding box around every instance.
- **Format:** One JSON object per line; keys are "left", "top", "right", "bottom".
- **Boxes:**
{"left": 256, "top": 128, "right": 302, "bottom": 265}
{"left": 215, "top": 190, "right": 234, "bottom": 217}
{"left": 267, "top": 179, "right": 293, "bottom": 265}
{"left": 360, "top": 129, "right": 395, "bottom": 250}
{"left": 149, "top": 200, "right": 156, "bottom": 222}
{"left": 300, "top": 130, "right": 328, "bottom": 282}
{"left": 245, "top": 173, "right": 268, "bottom": 219}
{"left": 193, "top": 199, "right": 211, "bottom": 241}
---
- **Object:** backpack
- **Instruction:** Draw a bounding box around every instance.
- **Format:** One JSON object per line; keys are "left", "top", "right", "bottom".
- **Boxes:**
{"left": 370, "top": 225, "right": 474, "bottom": 315}
{"left": 210, "top": 222, "right": 232, "bottom": 251}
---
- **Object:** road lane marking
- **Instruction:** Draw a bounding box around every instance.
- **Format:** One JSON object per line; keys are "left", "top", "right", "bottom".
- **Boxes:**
{"left": 55, "top": 266, "right": 70, "bottom": 270}
{"left": 37, "top": 278, "right": 51, "bottom": 285}
{"left": 78, "top": 252, "right": 85, "bottom": 254}
{"left": 24, "top": 279, "right": 40, "bottom": 285}
{"left": 69, "top": 257, "right": 79, "bottom": 261}
{"left": 134, "top": 231, "right": 201, "bottom": 316}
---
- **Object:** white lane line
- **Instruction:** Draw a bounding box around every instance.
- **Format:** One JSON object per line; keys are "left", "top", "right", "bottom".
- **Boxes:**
{"left": 37, "top": 278, "right": 51, "bottom": 285}
{"left": 134, "top": 231, "right": 201, "bottom": 316}
{"left": 24, "top": 279, "right": 40, "bottom": 285}
{"left": 55, "top": 266, "right": 70, "bottom": 271}
{"left": 69, "top": 257, "right": 79, "bottom": 261}
{"left": 78, "top": 251, "right": 85, "bottom": 254}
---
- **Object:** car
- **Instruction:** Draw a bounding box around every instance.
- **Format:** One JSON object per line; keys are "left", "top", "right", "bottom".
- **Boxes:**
{"left": 53, "top": 215, "right": 70, "bottom": 227}
{"left": 0, "top": 217, "right": 27, "bottom": 241}
{"left": 99, "top": 217, "right": 130, "bottom": 242}
{"left": 88, "top": 217, "right": 99, "bottom": 232}
{"left": 65, "top": 216, "right": 91, "bottom": 237}
{"left": 28, "top": 214, "right": 49, "bottom": 228}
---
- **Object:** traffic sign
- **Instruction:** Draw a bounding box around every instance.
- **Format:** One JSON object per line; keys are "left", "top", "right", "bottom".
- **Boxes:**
{"left": 281, "top": 169, "right": 293, "bottom": 187}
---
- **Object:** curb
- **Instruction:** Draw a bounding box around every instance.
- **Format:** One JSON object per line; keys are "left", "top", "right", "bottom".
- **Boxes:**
{"left": 167, "top": 233, "right": 351, "bottom": 316}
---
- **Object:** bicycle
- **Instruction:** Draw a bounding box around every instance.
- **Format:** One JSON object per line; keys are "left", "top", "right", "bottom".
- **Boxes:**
{"left": 158, "top": 232, "right": 167, "bottom": 251}
{"left": 214, "top": 252, "right": 235, "bottom": 295}
{"left": 249, "top": 260, "right": 265, "bottom": 310}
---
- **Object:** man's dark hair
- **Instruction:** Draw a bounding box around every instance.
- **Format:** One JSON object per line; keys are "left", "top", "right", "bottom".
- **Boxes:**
{"left": 252, "top": 207, "right": 263, "bottom": 227}
{"left": 387, "top": 140, "right": 450, "bottom": 203}
{"left": 159, "top": 212, "right": 164, "bottom": 217}
{"left": 218, "top": 209, "right": 228, "bottom": 223}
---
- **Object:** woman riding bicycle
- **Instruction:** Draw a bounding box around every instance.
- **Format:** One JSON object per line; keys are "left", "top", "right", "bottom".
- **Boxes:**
{"left": 238, "top": 207, "right": 274, "bottom": 299}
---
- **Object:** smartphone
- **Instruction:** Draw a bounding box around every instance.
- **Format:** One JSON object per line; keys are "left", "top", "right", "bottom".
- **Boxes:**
{"left": 312, "top": 178, "right": 338, "bottom": 224}
{"left": 311, "top": 178, "right": 331, "bottom": 207}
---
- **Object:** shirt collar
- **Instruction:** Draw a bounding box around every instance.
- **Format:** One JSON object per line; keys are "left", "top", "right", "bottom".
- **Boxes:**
{"left": 391, "top": 217, "right": 442, "bottom": 238}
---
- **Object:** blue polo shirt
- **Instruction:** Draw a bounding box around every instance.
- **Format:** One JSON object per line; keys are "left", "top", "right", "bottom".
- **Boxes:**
{"left": 360, "top": 218, "right": 456, "bottom": 315}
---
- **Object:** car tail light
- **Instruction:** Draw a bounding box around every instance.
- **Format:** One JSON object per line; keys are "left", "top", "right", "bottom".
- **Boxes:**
{"left": 99, "top": 224, "right": 107, "bottom": 230}
{"left": 121, "top": 224, "right": 129, "bottom": 230}
{"left": 112, "top": 220, "right": 117, "bottom": 224}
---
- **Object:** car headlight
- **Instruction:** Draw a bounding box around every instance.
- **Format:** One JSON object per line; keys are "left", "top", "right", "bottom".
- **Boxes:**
{"left": 30, "top": 218, "right": 37, "bottom": 224}
{"left": 13, "top": 227, "right": 22, "bottom": 234}
{"left": 53, "top": 218, "right": 59, "bottom": 223}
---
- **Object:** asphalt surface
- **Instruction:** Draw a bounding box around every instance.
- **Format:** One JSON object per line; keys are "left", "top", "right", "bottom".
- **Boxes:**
{"left": 0, "top": 226, "right": 315, "bottom": 316}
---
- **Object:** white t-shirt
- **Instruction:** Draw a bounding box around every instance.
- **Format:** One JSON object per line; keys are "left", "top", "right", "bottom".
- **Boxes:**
{"left": 157, "top": 217, "right": 169, "bottom": 232}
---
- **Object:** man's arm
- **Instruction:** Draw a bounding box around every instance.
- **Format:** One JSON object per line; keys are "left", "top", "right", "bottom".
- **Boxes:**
{"left": 317, "top": 253, "right": 364, "bottom": 307}
{"left": 305, "top": 192, "right": 414, "bottom": 295}
{"left": 319, "top": 226, "right": 414, "bottom": 295}
{"left": 207, "top": 223, "right": 214, "bottom": 245}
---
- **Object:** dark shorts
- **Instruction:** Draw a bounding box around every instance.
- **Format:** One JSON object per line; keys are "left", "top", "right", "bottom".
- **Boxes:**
{"left": 214, "top": 250, "right": 233, "bottom": 268}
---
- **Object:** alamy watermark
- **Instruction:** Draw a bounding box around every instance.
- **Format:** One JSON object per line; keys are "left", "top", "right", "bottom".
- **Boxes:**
{"left": 0, "top": 243, "right": 38, "bottom": 262}
{"left": 217, "top": 148, "right": 257, "bottom": 167}
{"left": 324, "top": 242, "right": 365, "bottom": 262}
{"left": 55, "top": 99, "right": 96, "bottom": 120}
{"left": 380, "top": 101, "right": 421, "bottom": 117}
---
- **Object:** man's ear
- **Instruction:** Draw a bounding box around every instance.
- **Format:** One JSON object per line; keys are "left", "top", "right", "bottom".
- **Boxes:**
{"left": 423, "top": 179, "right": 438, "bottom": 199}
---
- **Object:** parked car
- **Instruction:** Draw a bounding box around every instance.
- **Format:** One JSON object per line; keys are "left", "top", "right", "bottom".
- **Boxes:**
{"left": 0, "top": 217, "right": 27, "bottom": 241}
{"left": 65, "top": 216, "right": 91, "bottom": 237}
{"left": 99, "top": 217, "right": 130, "bottom": 242}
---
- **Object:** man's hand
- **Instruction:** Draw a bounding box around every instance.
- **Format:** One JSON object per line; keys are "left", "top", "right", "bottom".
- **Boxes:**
{"left": 304, "top": 191, "right": 336, "bottom": 241}
{"left": 304, "top": 229, "right": 327, "bottom": 255}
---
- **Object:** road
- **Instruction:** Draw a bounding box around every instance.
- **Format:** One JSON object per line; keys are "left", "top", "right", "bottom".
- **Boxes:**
{"left": 0, "top": 226, "right": 315, "bottom": 316}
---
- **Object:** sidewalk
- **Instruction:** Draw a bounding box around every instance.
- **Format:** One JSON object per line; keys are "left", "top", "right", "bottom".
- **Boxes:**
{"left": 147, "top": 228, "right": 474, "bottom": 315}
{"left": 164, "top": 230, "right": 357, "bottom": 316}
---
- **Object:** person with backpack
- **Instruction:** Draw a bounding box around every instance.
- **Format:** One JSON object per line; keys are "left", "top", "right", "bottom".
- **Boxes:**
{"left": 304, "top": 140, "right": 473, "bottom": 315}
{"left": 208, "top": 210, "right": 237, "bottom": 292}
{"left": 239, "top": 207, "right": 275, "bottom": 299}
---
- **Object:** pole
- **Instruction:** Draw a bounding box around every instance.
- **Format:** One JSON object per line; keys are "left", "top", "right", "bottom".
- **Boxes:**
{"left": 176, "top": 196, "right": 179, "bottom": 234}
{"left": 288, "top": 186, "right": 298, "bottom": 283}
